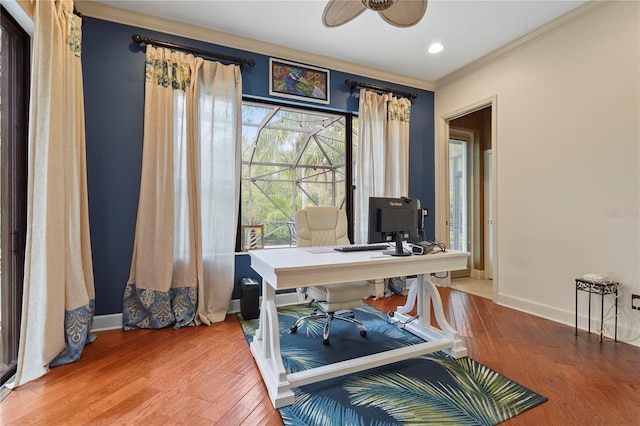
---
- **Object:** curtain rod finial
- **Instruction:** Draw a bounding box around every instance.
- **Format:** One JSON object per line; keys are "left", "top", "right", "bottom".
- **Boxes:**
{"left": 132, "top": 34, "right": 143, "bottom": 44}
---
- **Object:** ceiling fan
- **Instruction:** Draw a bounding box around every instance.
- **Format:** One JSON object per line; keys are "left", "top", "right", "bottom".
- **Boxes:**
{"left": 322, "top": 0, "right": 428, "bottom": 28}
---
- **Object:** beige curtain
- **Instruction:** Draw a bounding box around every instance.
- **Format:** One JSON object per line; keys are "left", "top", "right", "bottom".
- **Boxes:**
{"left": 123, "top": 46, "right": 241, "bottom": 329}
{"left": 194, "top": 59, "right": 242, "bottom": 324}
{"left": 354, "top": 89, "right": 411, "bottom": 243}
{"left": 9, "top": 0, "right": 95, "bottom": 388}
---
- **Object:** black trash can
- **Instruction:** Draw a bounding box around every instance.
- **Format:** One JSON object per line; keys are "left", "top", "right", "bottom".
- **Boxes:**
{"left": 240, "top": 277, "right": 260, "bottom": 320}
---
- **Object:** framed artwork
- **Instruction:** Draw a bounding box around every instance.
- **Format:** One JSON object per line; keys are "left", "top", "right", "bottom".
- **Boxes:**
{"left": 269, "top": 58, "right": 330, "bottom": 104}
{"left": 241, "top": 225, "right": 265, "bottom": 251}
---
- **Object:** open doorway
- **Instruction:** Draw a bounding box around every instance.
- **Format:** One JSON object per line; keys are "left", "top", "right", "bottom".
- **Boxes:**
{"left": 448, "top": 129, "right": 473, "bottom": 277}
{"left": 439, "top": 101, "right": 495, "bottom": 300}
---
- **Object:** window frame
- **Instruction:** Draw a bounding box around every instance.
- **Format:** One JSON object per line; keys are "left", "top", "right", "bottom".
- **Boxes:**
{"left": 0, "top": 5, "right": 30, "bottom": 386}
{"left": 237, "top": 98, "right": 357, "bottom": 251}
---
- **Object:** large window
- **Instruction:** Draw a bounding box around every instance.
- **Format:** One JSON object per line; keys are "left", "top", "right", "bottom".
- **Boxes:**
{"left": 240, "top": 101, "right": 357, "bottom": 249}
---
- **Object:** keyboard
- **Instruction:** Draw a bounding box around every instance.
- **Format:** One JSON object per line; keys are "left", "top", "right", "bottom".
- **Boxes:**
{"left": 334, "top": 243, "right": 390, "bottom": 252}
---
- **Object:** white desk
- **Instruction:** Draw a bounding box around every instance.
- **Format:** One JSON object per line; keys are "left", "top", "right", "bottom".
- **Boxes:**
{"left": 249, "top": 247, "right": 470, "bottom": 408}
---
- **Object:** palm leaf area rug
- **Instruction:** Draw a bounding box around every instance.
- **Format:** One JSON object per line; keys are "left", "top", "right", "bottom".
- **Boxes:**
{"left": 238, "top": 303, "right": 547, "bottom": 425}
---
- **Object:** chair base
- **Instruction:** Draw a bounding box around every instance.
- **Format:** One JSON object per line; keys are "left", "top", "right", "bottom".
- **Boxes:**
{"left": 290, "top": 307, "right": 367, "bottom": 345}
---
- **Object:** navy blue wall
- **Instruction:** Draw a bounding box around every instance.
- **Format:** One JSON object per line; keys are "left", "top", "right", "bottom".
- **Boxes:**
{"left": 82, "top": 17, "right": 435, "bottom": 316}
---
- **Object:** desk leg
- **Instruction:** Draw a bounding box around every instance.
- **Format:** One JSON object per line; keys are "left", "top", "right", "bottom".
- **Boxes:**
{"left": 394, "top": 274, "right": 467, "bottom": 358}
{"left": 416, "top": 275, "right": 429, "bottom": 330}
{"left": 396, "top": 276, "right": 419, "bottom": 315}
{"left": 249, "top": 282, "right": 295, "bottom": 408}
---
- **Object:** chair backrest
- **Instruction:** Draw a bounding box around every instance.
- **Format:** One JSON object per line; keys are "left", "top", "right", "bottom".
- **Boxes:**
{"left": 295, "top": 206, "right": 350, "bottom": 247}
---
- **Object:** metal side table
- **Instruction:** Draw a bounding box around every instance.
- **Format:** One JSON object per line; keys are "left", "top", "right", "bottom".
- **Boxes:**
{"left": 575, "top": 278, "right": 618, "bottom": 343}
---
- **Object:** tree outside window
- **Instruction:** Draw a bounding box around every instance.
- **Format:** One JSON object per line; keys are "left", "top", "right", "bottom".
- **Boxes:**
{"left": 240, "top": 101, "right": 357, "bottom": 249}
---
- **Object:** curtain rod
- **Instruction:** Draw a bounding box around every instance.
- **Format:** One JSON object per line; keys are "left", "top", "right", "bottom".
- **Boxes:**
{"left": 132, "top": 34, "right": 256, "bottom": 68}
{"left": 344, "top": 79, "right": 418, "bottom": 100}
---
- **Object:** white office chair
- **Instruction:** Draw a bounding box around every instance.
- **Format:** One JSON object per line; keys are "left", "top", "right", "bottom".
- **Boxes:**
{"left": 290, "top": 206, "right": 373, "bottom": 345}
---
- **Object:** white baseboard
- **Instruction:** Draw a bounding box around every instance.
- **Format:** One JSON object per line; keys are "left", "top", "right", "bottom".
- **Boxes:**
{"left": 496, "top": 292, "right": 640, "bottom": 348}
{"left": 91, "top": 292, "right": 301, "bottom": 332}
{"left": 471, "top": 269, "right": 488, "bottom": 280}
{"left": 92, "top": 313, "right": 123, "bottom": 331}
{"left": 93, "top": 291, "right": 640, "bottom": 348}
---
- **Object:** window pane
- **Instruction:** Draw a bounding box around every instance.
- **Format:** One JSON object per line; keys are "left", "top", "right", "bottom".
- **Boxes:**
{"left": 241, "top": 101, "right": 350, "bottom": 249}
{"left": 449, "top": 139, "right": 467, "bottom": 252}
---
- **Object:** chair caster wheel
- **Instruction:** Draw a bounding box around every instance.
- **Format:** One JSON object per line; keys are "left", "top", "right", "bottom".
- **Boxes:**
{"left": 388, "top": 311, "right": 395, "bottom": 317}
{"left": 290, "top": 325, "right": 298, "bottom": 333}
{"left": 360, "top": 330, "right": 367, "bottom": 337}
{"left": 323, "top": 339, "right": 330, "bottom": 345}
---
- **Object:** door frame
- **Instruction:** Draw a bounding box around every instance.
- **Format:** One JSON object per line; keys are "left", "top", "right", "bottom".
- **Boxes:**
{"left": 484, "top": 149, "right": 494, "bottom": 279}
{"left": 435, "top": 96, "right": 497, "bottom": 299}
{"left": 448, "top": 128, "right": 474, "bottom": 278}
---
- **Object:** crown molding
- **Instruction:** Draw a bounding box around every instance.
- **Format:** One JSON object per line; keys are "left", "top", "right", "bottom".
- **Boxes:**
{"left": 75, "top": 0, "right": 435, "bottom": 92}
{"left": 435, "top": 0, "right": 614, "bottom": 90}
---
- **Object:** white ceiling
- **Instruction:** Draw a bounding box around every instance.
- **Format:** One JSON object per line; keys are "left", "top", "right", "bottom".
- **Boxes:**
{"left": 87, "top": 0, "right": 589, "bottom": 84}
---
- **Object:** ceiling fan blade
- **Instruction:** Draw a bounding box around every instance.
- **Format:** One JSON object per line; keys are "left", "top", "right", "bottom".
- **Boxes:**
{"left": 322, "top": 0, "right": 367, "bottom": 28}
{"left": 379, "top": 0, "right": 428, "bottom": 28}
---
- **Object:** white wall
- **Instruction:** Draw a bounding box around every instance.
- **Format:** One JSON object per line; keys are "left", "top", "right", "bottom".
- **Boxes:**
{"left": 435, "top": 1, "right": 640, "bottom": 345}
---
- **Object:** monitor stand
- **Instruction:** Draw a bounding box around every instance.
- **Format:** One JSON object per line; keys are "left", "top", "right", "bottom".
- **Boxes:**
{"left": 384, "top": 233, "right": 411, "bottom": 256}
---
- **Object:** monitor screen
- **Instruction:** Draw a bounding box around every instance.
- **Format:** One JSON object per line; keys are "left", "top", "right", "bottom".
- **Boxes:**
{"left": 368, "top": 197, "right": 419, "bottom": 256}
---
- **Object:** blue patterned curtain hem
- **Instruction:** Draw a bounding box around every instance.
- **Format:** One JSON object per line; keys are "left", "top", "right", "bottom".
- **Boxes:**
{"left": 50, "top": 299, "right": 96, "bottom": 367}
{"left": 122, "top": 283, "right": 198, "bottom": 330}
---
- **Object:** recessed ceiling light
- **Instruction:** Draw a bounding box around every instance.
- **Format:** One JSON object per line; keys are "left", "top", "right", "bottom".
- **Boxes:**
{"left": 428, "top": 43, "right": 444, "bottom": 54}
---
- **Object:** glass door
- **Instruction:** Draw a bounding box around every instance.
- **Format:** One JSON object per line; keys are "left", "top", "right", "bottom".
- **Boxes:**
{"left": 449, "top": 138, "right": 470, "bottom": 276}
{"left": 1, "top": 7, "right": 29, "bottom": 388}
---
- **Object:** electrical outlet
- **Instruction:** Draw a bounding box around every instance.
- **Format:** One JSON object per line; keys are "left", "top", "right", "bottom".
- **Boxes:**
{"left": 632, "top": 294, "right": 640, "bottom": 310}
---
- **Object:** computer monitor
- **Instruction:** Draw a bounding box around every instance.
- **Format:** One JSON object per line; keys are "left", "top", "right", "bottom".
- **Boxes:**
{"left": 368, "top": 196, "right": 419, "bottom": 256}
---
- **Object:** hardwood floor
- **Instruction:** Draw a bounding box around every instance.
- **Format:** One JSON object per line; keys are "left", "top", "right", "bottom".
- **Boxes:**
{"left": 2, "top": 287, "right": 639, "bottom": 425}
